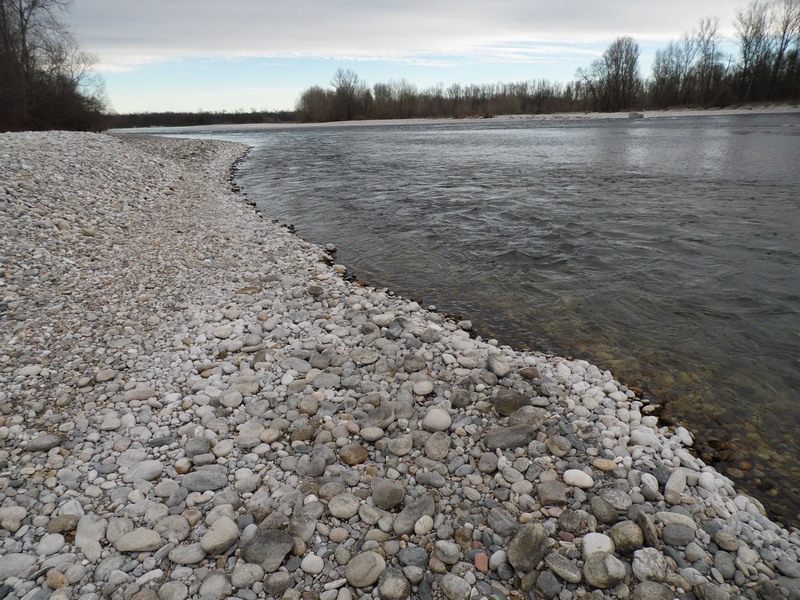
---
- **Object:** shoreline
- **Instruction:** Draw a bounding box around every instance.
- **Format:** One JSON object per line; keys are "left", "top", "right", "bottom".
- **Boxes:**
{"left": 111, "top": 102, "right": 800, "bottom": 133}
{"left": 2, "top": 131, "right": 800, "bottom": 600}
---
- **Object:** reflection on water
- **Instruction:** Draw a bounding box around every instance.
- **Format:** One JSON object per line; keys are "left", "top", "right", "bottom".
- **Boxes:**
{"left": 155, "top": 114, "right": 800, "bottom": 527}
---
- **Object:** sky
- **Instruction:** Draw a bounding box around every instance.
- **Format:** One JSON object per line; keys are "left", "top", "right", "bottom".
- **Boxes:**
{"left": 62, "top": 0, "right": 743, "bottom": 114}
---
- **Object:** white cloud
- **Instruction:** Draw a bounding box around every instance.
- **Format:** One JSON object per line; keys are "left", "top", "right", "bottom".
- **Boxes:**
{"left": 65, "top": 0, "right": 741, "bottom": 70}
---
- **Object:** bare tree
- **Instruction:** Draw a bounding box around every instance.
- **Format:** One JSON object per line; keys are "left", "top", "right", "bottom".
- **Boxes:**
{"left": 768, "top": 0, "right": 800, "bottom": 96}
{"left": 1, "top": 0, "right": 105, "bottom": 130}
{"left": 736, "top": 2, "right": 772, "bottom": 100}
{"left": 331, "top": 68, "right": 363, "bottom": 120}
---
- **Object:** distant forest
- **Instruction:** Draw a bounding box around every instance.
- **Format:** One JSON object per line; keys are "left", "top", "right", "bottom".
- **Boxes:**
{"left": 107, "top": 110, "right": 297, "bottom": 129}
{"left": 296, "top": 0, "right": 800, "bottom": 122}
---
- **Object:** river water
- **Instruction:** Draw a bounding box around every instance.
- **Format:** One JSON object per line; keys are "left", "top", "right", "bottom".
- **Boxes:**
{"left": 149, "top": 113, "right": 800, "bottom": 527}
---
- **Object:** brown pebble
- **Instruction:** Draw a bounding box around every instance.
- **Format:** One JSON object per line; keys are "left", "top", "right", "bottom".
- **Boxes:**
{"left": 593, "top": 458, "right": 618, "bottom": 471}
{"left": 46, "top": 570, "right": 69, "bottom": 589}
{"left": 47, "top": 514, "right": 79, "bottom": 534}
{"left": 340, "top": 444, "right": 369, "bottom": 465}
{"left": 519, "top": 367, "right": 540, "bottom": 380}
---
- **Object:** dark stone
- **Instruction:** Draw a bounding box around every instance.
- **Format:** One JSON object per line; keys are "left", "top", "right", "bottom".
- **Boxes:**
{"left": 240, "top": 527, "right": 293, "bottom": 572}
{"left": 536, "top": 571, "right": 562, "bottom": 599}
{"left": 493, "top": 389, "right": 530, "bottom": 417}
{"left": 398, "top": 547, "right": 428, "bottom": 568}
{"left": 538, "top": 480, "right": 568, "bottom": 506}
{"left": 487, "top": 507, "right": 519, "bottom": 538}
{"left": 662, "top": 523, "right": 695, "bottom": 547}
{"left": 506, "top": 523, "right": 550, "bottom": 573}
{"left": 484, "top": 425, "right": 537, "bottom": 450}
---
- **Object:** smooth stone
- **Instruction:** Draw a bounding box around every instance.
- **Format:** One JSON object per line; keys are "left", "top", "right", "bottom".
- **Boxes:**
{"left": 387, "top": 434, "right": 413, "bottom": 456}
{"left": 590, "top": 495, "right": 618, "bottom": 524}
{"left": 313, "top": 372, "right": 341, "bottom": 389}
{"left": 329, "top": 493, "right": 361, "bottom": 519}
{"left": 360, "top": 426, "right": 384, "bottom": 442}
{"left": 48, "top": 514, "right": 80, "bottom": 534}
{"left": 200, "top": 516, "right": 239, "bottom": 554}
{"left": 536, "top": 570, "right": 562, "bottom": 599}
{"left": 413, "top": 380, "right": 435, "bottom": 396}
{"left": 422, "top": 408, "right": 451, "bottom": 432}
{"left": 487, "top": 354, "right": 511, "bottom": 377}
{"left": 583, "top": 551, "right": 627, "bottom": 588}
{"left": 37, "top": 533, "right": 65, "bottom": 555}
{"left": 0, "top": 553, "right": 37, "bottom": 579}
{"left": 714, "top": 551, "right": 736, "bottom": 580}
{"left": 440, "top": 573, "right": 471, "bottom": 600}
{"left": 198, "top": 570, "right": 232, "bottom": 598}
{"left": 546, "top": 435, "right": 572, "bottom": 457}
{"left": 662, "top": 523, "right": 695, "bottom": 547}
{"left": 664, "top": 469, "right": 686, "bottom": 504}
{"left": 609, "top": 520, "right": 645, "bottom": 555}
{"left": 75, "top": 514, "right": 107, "bottom": 547}
{"left": 424, "top": 431, "right": 451, "bottom": 460}
{"left": 563, "top": 469, "right": 594, "bottom": 489}
{"left": 599, "top": 488, "right": 633, "bottom": 511}
{"left": 231, "top": 562, "right": 265, "bottom": 588}
{"left": 26, "top": 433, "right": 63, "bottom": 452}
{"left": 301, "top": 553, "right": 324, "bottom": 574}
{"left": 116, "top": 528, "right": 162, "bottom": 552}
{"left": 434, "top": 540, "right": 461, "bottom": 565}
{"left": 169, "top": 543, "right": 206, "bottom": 565}
{"left": 414, "top": 515, "right": 434, "bottom": 535}
{"left": 181, "top": 471, "right": 228, "bottom": 492}
{"left": 582, "top": 533, "right": 615, "bottom": 557}
{"left": 377, "top": 568, "right": 411, "bottom": 600}
{"left": 123, "top": 460, "right": 164, "bottom": 483}
{"left": 776, "top": 559, "right": 800, "bottom": 578}
{"left": 346, "top": 551, "right": 386, "bottom": 587}
{"left": 371, "top": 478, "right": 405, "bottom": 510}
{"left": 340, "top": 444, "right": 369, "bottom": 465}
{"left": 713, "top": 531, "right": 740, "bottom": 552}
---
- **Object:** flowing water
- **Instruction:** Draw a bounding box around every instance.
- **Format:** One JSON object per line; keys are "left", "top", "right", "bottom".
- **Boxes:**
{"left": 148, "top": 113, "right": 800, "bottom": 527}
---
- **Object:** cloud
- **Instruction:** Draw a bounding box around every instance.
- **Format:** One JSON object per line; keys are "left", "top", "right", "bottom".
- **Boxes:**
{"left": 65, "top": 0, "right": 740, "bottom": 71}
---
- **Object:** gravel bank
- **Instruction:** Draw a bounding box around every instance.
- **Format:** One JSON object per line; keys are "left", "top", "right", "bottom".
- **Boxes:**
{"left": 1, "top": 131, "right": 799, "bottom": 600}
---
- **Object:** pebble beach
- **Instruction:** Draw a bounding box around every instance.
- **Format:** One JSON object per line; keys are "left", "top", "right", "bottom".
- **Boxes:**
{"left": 1, "top": 131, "right": 800, "bottom": 600}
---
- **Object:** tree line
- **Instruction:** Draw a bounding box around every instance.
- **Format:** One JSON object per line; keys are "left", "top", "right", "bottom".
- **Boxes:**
{"left": 108, "top": 110, "right": 296, "bottom": 129}
{"left": 1, "top": 0, "right": 107, "bottom": 131}
{"left": 296, "top": 0, "right": 800, "bottom": 122}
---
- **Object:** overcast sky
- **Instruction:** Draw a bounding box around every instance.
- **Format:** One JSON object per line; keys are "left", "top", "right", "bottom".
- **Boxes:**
{"left": 63, "top": 0, "right": 743, "bottom": 114}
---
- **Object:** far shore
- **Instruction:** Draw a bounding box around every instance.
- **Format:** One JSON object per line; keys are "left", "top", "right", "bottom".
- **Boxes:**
{"left": 113, "top": 102, "right": 800, "bottom": 133}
